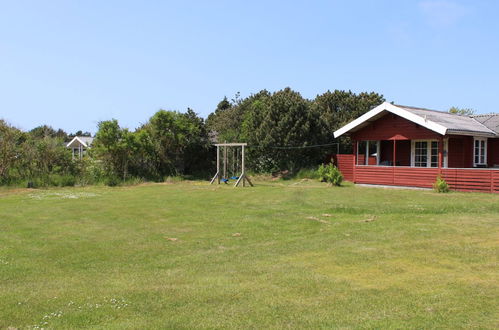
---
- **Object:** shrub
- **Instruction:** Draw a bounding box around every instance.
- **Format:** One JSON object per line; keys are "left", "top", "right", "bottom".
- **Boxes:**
{"left": 317, "top": 163, "right": 343, "bottom": 186}
{"left": 433, "top": 176, "right": 449, "bottom": 193}
{"left": 105, "top": 175, "right": 120, "bottom": 187}
{"left": 294, "top": 168, "right": 320, "bottom": 180}
{"left": 50, "top": 174, "right": 76, "bottom": 187}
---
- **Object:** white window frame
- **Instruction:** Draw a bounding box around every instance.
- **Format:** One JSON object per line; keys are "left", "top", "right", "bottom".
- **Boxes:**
{"left": 411, "top": 139, "right": 444, "bottom": 168}
{"left": 356, "top": 140, "right": 380, "bottom": 165}
{"left": 473, "top": 137, "right": 487, "bottom": 166}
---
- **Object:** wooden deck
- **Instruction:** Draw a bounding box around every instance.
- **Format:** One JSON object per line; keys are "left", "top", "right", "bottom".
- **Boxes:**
{"left": 336, "top": 154, "right": 499, "bottom": 193}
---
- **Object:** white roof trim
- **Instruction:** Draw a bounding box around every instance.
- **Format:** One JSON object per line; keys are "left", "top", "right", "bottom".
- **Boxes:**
{"left": 66, "top": 136, "right": 89, "bottom": 148}
{"left": 333, "top": 102, "right": 448, "bottom": 138}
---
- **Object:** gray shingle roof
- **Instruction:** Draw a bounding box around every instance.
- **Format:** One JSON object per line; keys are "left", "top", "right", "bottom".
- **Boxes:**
{"left": 78, "top": 136, "right": 94, "bottom": 147}
{"left": 471, "top": 114, "right": 499, "bottom": 134}
{"left": 395, "top": 105, "right": 498, "bottom": 136}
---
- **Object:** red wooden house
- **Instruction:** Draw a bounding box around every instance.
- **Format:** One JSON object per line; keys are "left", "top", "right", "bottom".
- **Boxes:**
{"left": 333, "top": 102, "right": 499, "bottom": 193}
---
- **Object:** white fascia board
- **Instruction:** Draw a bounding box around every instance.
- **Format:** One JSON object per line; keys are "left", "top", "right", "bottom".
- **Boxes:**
{"left": 333, "top": 102, "right": 448, "bottom": 138}
{"left": 66, "top": 137, "right": 78, "bottom": 148}
{"left": 66, "top": 136, "right": 88, "bottom": 148}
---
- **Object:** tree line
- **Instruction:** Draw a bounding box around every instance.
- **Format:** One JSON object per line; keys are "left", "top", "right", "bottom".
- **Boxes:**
{"left": 0, "top": 88, "right": 385, "bottom": 187}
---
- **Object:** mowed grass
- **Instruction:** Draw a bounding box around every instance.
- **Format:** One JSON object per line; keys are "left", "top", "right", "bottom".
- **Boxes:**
{"left": 0, "top": 180, "right": 498, "bottom": 329}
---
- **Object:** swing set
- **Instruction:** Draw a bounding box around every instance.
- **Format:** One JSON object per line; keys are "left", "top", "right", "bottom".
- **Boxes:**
{"left": 210, "top": 143, "right": 253, "bottom": 187}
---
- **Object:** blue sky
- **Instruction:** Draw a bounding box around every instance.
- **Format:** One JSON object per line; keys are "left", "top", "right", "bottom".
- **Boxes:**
{"left": 1, "top": 0, "right": 498, "bottom": 133}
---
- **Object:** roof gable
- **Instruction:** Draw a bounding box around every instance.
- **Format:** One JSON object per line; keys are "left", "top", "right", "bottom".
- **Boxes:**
{"left": 66, "top": 136, "right": 94, "bottom": 148}
{"left": 334, "top": 102, "right": 447, "bottom": 138}
{"left": 334, "top": 102, "right": 498, "bottom": 138}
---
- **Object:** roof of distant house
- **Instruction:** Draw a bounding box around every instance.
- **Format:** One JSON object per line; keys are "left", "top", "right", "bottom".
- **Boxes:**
{"left": 66, "top": 136, "right": 94, "bottom": 148}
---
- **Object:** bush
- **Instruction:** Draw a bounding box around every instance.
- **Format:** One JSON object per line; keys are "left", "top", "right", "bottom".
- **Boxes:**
{"left": 294, "top": 168, "right": 320, "bottom": 180}
{"left": 73, "top": 159, "right": 106, "bottom": 186}
{"left": 105, "top": 175, "right": 121, "bottom": 187}
{"left": 317, "top": 163, "right": 343, "bottom": 186}
{"left": 433, "top": 176, "right": 449, "bottom": 193}
{"left": 50, "top": 174, "right": 76, "bottom": 187}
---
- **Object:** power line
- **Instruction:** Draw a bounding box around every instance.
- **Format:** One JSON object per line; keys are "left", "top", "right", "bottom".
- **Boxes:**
{"left": 246, "top": 143, "right": 339, "bottom": 150}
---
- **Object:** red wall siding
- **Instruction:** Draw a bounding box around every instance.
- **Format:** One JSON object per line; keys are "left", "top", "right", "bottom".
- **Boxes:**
{"left": 335, "top": 154, "right": 354, "bottom": 181}
{"left": 448, "top": 136, "right": 473, "bottom": 168}
{"left": 352, "top": 114, "right": 440, "bottom": 141}
{"left": 442, "top": 168, "right": 499, "bottom": 193}
{"left": 336, "top": 153, "right": 499, "bottom": 193}
{"left": 357, "top": 155, "right": 377, "bottom": 165}
{"left": 488, "top": 138, "right": 499, "bottom": 167}
{"left": 352, "top": 166, "right": 499, "bottom": 193}
{"left": 354, "top": 166, "right": 439, "bottom": 188}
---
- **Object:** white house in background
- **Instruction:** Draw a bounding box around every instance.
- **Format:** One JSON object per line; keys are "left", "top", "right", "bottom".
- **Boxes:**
{"left": 66, "top": 136, "right": 94, "bottom": 159}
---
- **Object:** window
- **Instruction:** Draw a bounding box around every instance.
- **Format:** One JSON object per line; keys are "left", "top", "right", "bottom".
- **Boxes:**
{"left": 474, "top": 138, "right": 487, "bottom": 166}
{"left": 357, "top": 140, "right": 379, "bottom": 165}
{"left": 431, "top": 141, "right": 438, "bottom": 167}
{"left": 414, "top": 141, "right": 428, "bottom": 167}
{"left": 412, "top": 140, "right": 440, "bottom": 168}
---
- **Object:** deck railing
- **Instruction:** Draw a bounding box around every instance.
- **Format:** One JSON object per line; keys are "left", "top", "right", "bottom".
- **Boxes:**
{"left": 335, "top": 154, "right": 499, "bottom": 193}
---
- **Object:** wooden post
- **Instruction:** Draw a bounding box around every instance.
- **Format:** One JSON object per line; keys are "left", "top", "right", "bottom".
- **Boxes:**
{"left": 392, "top": 140, "right": 396, "bottom": 167}
{"left": 352, "top": 140, "right": 357, "bottom": 183}
{"left": 242, "top": 145, "right": 245, "bottom": 187}
{"left": 392, "top": 140, "right": 396, "bottom": 184}
{"left": 365, "top": 141, "right": 369, "bottom": 165}
{"left": 217, "top": 146, "right": 220, "bottom": 184}
{"left": 438, "top": 137, "right": 443, "bottom": 176}
{"left": 376, "top": 141, "right": 380, "bottom": 165}
{"left": 223, "top": 146, "right": 227, "bottom": 179}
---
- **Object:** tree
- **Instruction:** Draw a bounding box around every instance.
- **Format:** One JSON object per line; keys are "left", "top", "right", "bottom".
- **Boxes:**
{"left": 69, "top": 130, "right": 92, "bottom": 138}
{"left": 145, "top": 109, "right": 209, "bottom": 177}
{"left": 92, "top": 119, "right": 132, "bottom": 180}
{"left": 0, "top": 120, "right": 22, "bottom": 182}
{"left": 241, "top": 88, "right": 318, "bottom": 171}
{"left": 29, "top": 125, "right": 68, "bottom": 140}
{"left": 312, "top": 90, "right": 384, "bottom": 153}
{"left": 449, "top": 106, "right": 476, "bottom": 116}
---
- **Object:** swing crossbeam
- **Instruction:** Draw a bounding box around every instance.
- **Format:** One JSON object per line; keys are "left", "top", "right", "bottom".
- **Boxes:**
{"left": 210, "top": 143, "right": 253, "bottom": 187}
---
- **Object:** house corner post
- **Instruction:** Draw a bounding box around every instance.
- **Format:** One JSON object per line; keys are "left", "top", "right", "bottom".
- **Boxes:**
{"left": 392, "top": 140, "right": 396, "bottom": 184}
{"left": 438, "top": 136, "right": 443, "bottom": 176}
{"left": 352, "top": 140, "right": 357, "bottom": 183}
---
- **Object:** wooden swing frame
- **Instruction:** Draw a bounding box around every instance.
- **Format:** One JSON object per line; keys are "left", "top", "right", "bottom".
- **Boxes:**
{"left": 210, "top": 143, "right": 253, "bottom": 187}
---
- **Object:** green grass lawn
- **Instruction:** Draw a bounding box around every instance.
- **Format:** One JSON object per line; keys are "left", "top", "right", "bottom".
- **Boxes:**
{"left": 1, "top": 180, "right": 498, "bottom": 329}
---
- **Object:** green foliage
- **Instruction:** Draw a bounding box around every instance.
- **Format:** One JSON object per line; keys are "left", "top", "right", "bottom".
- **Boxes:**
{"left": 312, "top": 90, "right": 385, "bottom": 154}
{"left": 207, "top": 88, "right": 384, "bottom": 172}
{"left": 317, "top": 163, "right": 343, "bottom": 186}
{"left": 294, "top": 167, "right": 320, "bottom": 180}
{"left": 91, "top": 109, "right": 210, "bottom": 183}
{"left": 0, "top": 120, "right": 23, "bottom": 183}
{"left": 164, "top": 175, "right": 184, "bottom": 183}
{"left": 433, "top": 176, "right": 450, "bottom": 193}
{"left": 29, "top": 125, "right": 68, "bottom": 140}
{"left": 449, "top": 106, "right": 476, "bottom": 116}
{"left": 92, "top": 119, "right": 131, "bottom": 181}
{"left": 0, "top": 87, "right": 385, "bottom": 186}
